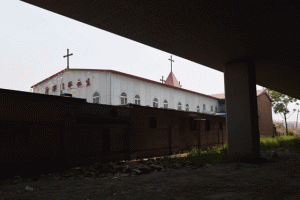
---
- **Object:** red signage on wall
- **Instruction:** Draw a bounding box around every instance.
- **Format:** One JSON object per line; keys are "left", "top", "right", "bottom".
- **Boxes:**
{"left": 45, "top": 86, "right": 50, "bottom": 94}
{"left": 86, "top": 78, "right": 90, "bottom": 86}
{"left": 77, "top": 79, "right": 82, "bottom": 87}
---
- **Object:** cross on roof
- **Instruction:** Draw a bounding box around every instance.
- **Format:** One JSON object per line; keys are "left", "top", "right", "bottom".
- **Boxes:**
{"left": 168, "top": 55, "right": 174, "bottom": 72}
{"left": 63, "top": 49, "right": 73, "bottom": 70}
{"left": 160, "top": 76, "right": 166, "bottom": 83}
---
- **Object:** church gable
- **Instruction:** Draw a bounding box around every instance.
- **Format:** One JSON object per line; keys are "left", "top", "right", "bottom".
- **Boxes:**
{"left": 163, "top": 55, "right": 181, "bottom": 88}
{"left": 165, "top": 72, "right": 181, "bottom": 88}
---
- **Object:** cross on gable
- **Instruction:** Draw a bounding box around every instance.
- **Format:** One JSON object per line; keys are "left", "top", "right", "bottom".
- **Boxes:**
{"left": 168, "top": 55, "right": 174, "bottom": 72}
{"left": 63, "top": 49, "right": 73, "bottom": 70}
{"left": 160, "top": 76, "right": 166, "bottom": 83}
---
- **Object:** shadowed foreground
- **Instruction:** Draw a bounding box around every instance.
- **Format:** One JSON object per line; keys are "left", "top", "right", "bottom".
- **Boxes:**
{"left": 1, "top": 149, "right": 300, "bottom": 200}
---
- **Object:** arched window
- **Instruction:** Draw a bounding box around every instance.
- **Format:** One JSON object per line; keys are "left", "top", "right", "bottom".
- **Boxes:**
{"left": 211, "top": 106, "right": 213, "bottom": 112}
{"left": 153, "top": 98, "right": 158, "bottom": 108}
{"left": 121, "top": 92, "right": 127, "bottom": 105}
{"left": 215, "top": 106, "right": 218, "bottom": 112}
{"left": 93, "top": 92, "right": 100, "bottom": 104}
{"left": 203, "top": 104, "right": 206, "bottom": 111}
{"left": 186, "top": 104, "right": 189, "bottom": 112}
{"left": 197, "top": 106, "right": 200, "bottom": 113}
{"left": 163, "top": 100, "right": 168, "bottom": 109}
{"left": 135, "top": 95, "right": 140, "bottom": 105}
{"left": 178, "top": 102, "right": 182, "bottom": 110}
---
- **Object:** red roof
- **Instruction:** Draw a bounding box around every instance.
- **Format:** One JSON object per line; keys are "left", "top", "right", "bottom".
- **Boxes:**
{"left": 209, "top": 93, "right": 226, "bottom": 99}
{"left": 256, "top": 89, "right": 273, "bottom": 102}
{"left": 31, "top": 68, "right": 219, "bottom": 100}
{"left": 210, "top": 89, "right": 272, "bottom": 102}
{"left": 256, "top": 90, "right": 264, "bottom": 96}
{"left": 165, "top": 71, "right": 181, "bottom": 87}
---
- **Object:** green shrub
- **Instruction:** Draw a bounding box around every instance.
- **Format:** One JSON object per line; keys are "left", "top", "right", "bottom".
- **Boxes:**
{"left": 288, "top": 131, "right": 294, "bottom": 136}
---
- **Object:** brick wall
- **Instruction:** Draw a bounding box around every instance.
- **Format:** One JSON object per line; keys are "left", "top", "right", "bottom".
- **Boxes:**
{"left": 120, "top": 105, "right": 227, "bottom": 161}
{"left": 0, "top": 89, "right": 81, "bottom": 164}
{"left": 257, "top": 93, "right": 273, "bottom": 137}
{"left": 0, "top": 88, "right": 84, "bottom": 178}
{"left": 0, "top": 89, "right": 227, "bottom": 177}
{"left": 66, "top": 104, "right": 227, "bottom": 165}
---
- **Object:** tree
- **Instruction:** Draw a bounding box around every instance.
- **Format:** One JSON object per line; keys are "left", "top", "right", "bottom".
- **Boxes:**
{"left": 265, "top": 88, "right": 299, "bottom": 135}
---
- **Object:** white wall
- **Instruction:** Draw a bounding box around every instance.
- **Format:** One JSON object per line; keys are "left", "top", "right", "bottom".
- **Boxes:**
{"left": 32, "top": 70, "right": 220, "bottom": 113}
{"left": 32, "top": 70, "right": 109, "bottom": 104}
{"left": 111, "top": 72, "right": 219, "bottom": 113}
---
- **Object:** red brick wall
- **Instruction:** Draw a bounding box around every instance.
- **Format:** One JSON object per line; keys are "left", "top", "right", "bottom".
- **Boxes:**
{"left": 0, "top": 92, "right": 79, "bottom": 163}
{"left": 124, "top": 106, "right": 227, "bottom": 160}
{"left": 70, "top": 107, "right": 224, "bottom": 164}
{"left": 0, "top": 89, "right": 227, "bottom": 169}
{"left": 199, "top": 117, "right": 226, "bottom": 151}
{"left": 257, "top": 93, "right": 273, "bottom": 137}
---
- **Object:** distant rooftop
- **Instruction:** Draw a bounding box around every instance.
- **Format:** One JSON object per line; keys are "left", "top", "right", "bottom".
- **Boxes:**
{"left": 210, "top": 90, "right": 272, "bottom": 102}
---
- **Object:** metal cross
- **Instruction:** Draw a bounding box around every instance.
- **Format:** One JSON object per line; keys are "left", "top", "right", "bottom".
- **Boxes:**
{"left": 160, "top": 76, "right": 166, "bottom": 83}
{"left": 63, "top": 49, "right": 73, "bottom": 70}
{"left": 168, "top": 55, "right": 174, "bottom": 72}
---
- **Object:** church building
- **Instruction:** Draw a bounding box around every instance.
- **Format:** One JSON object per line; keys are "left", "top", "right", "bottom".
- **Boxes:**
{"left": 31, "top": 57, "right": 221, "bottom": 114}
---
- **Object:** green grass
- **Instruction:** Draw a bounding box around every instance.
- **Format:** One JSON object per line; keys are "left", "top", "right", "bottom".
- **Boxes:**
{"left": 260, "top": 135, "right": 300, "bottom": 152}
{"left": 158, "top": 134, "right": 300, "bottom": 168}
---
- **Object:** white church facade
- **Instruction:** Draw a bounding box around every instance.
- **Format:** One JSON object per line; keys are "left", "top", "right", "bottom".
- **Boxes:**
{"left": 31, "top": 68, "right": 220, "bottom": 114}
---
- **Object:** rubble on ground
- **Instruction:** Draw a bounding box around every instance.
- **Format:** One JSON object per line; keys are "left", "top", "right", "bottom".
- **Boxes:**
{"left": 6, "top": 147, "right": 300, "bottom": 186}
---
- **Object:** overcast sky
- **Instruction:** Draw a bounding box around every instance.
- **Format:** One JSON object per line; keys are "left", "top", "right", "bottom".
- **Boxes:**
{"left": 1, "top": 1, "right": 299, "bottom": 122}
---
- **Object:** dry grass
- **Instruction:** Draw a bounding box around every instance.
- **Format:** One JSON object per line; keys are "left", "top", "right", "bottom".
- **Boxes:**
{"left": 274, "top": 123, "right": 300, "bottom": 136}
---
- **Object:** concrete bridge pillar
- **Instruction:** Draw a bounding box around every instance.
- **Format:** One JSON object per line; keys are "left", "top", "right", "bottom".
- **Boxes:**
{"left": 224, "top": 59, "right": 260, "bottom": 162}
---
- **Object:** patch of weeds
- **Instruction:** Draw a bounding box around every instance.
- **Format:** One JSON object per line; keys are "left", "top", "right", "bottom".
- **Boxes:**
{"left": 288, "top": 131, "right": 294, "bottom": 136}
{"left": 272, "top": 150, "right": 279, "bottom": 159}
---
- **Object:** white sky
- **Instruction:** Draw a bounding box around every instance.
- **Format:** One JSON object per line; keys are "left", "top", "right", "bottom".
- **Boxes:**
{"left": 1, "top": 1, "right": 299, "bottom": 122}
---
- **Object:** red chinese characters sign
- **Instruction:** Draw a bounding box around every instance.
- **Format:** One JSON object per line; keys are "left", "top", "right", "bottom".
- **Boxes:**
{"left": 45, "top": 86, "right": 50, "bottom": 94}
{"left": 86, "top": 78, "right": 90, "bottom": 86}
{"left": 52, "top": 85, "right": 57, "bottom": 92}
{"left": 77, "top": 79, "right": 82, "bottom": 87}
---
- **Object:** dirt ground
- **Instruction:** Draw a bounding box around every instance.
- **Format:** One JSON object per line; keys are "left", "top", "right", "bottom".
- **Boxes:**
{"left": 1, "top": 151, "right": 300, "bottom": 200}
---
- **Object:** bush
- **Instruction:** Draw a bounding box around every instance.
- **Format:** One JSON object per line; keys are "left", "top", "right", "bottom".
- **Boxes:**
{"left": 288, "top": 131, "right": 294, "bottom": 136}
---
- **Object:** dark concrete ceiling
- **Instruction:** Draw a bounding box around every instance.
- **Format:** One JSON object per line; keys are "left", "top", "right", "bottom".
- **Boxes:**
{"left": 20, "top": 0, "right": 300, "bottom": 99}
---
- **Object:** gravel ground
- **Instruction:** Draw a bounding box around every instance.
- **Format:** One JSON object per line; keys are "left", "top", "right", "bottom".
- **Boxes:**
{"left": 1, "top": 148, "right": 300, "bottom": 199}
{"left": 1, "top": 147, "right": 297, "bottom": 187}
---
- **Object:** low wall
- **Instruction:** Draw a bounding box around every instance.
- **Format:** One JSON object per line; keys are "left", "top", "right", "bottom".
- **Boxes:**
{"left": 64, "top": 105, "right": 227, "bottom": 166}
{"left": 0, "top": 91, "right": 227, "bottom": 178}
